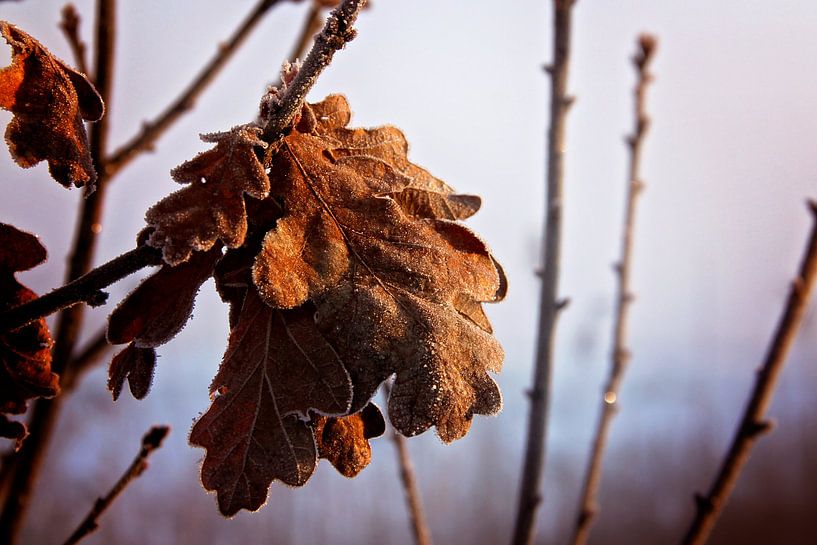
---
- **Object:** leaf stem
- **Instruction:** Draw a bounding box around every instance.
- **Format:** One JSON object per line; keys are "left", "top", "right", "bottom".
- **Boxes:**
{"left": 511, "top": 2, "right": 577, "bottom": 544}
{"left": 62, "top": 426, "right": 169, "bottom": 545}
{"left": 104, "top": 0, "right": 285, "bottom": 178}
{"left": 262, "top": 0, "right": 368, "bottom": 141}
{"left": 680, "top": 201, "right": 817, "bottom": 544}
{"left": 568, "top": 34, "right": 656, "bottom": 545}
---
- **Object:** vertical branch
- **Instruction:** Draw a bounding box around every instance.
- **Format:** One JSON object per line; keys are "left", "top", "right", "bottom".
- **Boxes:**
{"left": 385, "top": 382, "right": 433, "bottom": 545}
{"left": 62, "top": 426, "right": 169, "bottom": 545}
{"left": 569, "top": 34, "right": 656, "bottom": 545}
{"left": 680, "top": 205, "right": 817, "bottom": 545}
{"left": 59, "top": 4, "right": 90, "bottom": 76}
{"left": 0, "top": 2, "right": 117, "bottom": 542}
{"left": 511, "top": 2, "right": 577, "bottom": 544}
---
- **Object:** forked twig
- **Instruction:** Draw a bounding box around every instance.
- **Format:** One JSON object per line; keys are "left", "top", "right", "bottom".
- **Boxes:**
{"left": 680, "top": 203, "right": 817, "bottom": 544}
{"left": 568, "top": 34, "right": 656, "bottom": 545}
{"left": 384, "top": 382, "right": 433, "bottom": 545}
{"left": 62, "top": 328, "right": 115, "bottom": 392}
{"left": 62, "top": 426, "right": 169, "bottom": 545}
{"left": 105, "top": 0, "right": 287, "bottom": 177}
{"left": 511, "top": 2, "right": 577, "bottom": 544}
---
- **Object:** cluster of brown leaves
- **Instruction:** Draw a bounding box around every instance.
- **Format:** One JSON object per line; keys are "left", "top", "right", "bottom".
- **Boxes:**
{"left": 0, "top": 223, "right": 59, "bottom": 450}
{"left": 0, "top": 21, "right": 103, "bottom": 189}
{"left": 107, "top": 95, "right": 505, "bottom": 515}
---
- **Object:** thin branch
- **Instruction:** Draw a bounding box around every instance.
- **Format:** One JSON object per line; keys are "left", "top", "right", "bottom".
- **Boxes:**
{"left": 62, "top": 426, "right": 169, "bottom": 545}
{"left": 384, "top": 382, "right": 433, "bottom": 545}
{"left": 680, "top": 203, "right": 817, "bottom": 544}
{"left": 104, "top": 0, "right": 285, "bottom": 178}
{"left": 511, "top": 2, "right": 577, "bottom": 544}
{"left": 62, "top": 328, "right": 113, "bottom": 392}
{"left": 0, "top": 245, "right": 161, "bottom": 333}
{"left": 262, "top": 0, "right": 367, "bottom": 141}
{"left": 569, "top": 34, "right": 657, "bottom": 545}
{"left": 59, "top": 4, "right": 90, "bottom": 76}
{"left": 0, "top": 4, "right": 117, "bottom": 540}
{"left": 288, "top": 3, "right": 324, "bottom": 67}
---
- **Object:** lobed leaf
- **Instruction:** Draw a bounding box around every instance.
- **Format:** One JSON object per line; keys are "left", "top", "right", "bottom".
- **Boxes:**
{"left": 314, "top": 402, "right": 385, "bottom": 477}
{"left": 190, "top": 290, "right": 352, "bottom": 516}
{"left": 0, "top": 21, "right": 103, "bottom": 188}
{"left": 145, "top": 125, "right": 269, "bottom": 265}
{"left": 107, "top": 343, "right": 157, "bottom": 401}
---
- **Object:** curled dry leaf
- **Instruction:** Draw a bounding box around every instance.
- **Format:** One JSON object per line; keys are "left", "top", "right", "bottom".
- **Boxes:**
{"left": 0, "top": 21, "right": 103, "bottom": 188}
{"left": 0, "top": 223, "right": 58, "bottom": 449}
{"left": 190, "top": 290, "right": 352, "bottom": 516}
{"left": 107, "top": 343, "right": 157, "bottom": 401}
{"left": 254, "top": 94, "right": 505, "bottom": 442}
{"left": 145, "top": 126, "right": 269, "bottom": 265}
{"left": 314, "top": 402, "right": 385, "bottom": 477}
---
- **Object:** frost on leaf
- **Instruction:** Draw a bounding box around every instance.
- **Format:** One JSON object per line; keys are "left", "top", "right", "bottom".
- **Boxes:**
{"left": 0, "top": 223, "right": 58, "bottom": 449}
{"left": 145, "top": 125, "right": 269, "bottom": 265}
{"left": 314, "top": 402, "right": 385, "bottom": 478}
{"left": 0, "top": 22, "right": 103, "bottom": 189}
{"left": 253, "top": 94, "right": 505, "bottom": 442}
{"left": 190, "top": 290, "right": 352, "bottom": 516}
{"left": 107, "top": 343, "right": 156, "bottom": 401}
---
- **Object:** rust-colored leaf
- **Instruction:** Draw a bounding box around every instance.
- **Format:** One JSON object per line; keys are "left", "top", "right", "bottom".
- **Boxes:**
{"left": 314, "top": 402, "right": 385, "bottom": 477}
{"left": 253, "top": 95, "right": 505, "bottom": 442}
{"left": 145, "top": 125, "right": 269, "bottom": 265}
{"left": 107, "top": 343, "right": 156, "bottom": 401}
{"left": 0, "top": 223, "right": 58, "bottom": 448}
{"left": 107, "top": 245, "right": 222, "bottom": 347}
{"left": 190, "top": 290, "right": 352, "bottom": 516}
{"left": 0, "top": 22, "right": 103, "bottom": 188}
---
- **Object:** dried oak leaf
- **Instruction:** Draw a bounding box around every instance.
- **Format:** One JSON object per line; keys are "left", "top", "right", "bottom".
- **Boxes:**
{"left": 145, "top": 125, "right": 269, "bottom": 266}
{"left": 314, "top": 402, "right": 385, "bottom": 478}
{"left": 0, "top": 223, "right": 58, "bottom": 448}
{"left": 190, "top": 289, "right": 352, "bottom": 516}
{"left": 254, "top": 95, "right": 505, "bottom": 442}
{"left": 105, "top": 244, "right": 222, "bottom": 399}
{"left": 0, "top": 21, "right": 103, "bottom": 188}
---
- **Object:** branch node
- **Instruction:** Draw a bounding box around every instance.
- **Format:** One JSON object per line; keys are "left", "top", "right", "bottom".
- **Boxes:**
{"left": 555, "top": 297, "right": 570, "bottom": 311}
{"left": 745, "top": 419, "right": 774, "bottom": 437}
{"left": 86, "top": 290, "right": 109, "bottom": 307}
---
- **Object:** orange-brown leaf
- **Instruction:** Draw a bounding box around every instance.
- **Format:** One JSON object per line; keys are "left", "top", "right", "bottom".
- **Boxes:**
{"left": 254, "top": 95, "right": 505, "bottom": 442}
{"left": 0, "top": 22, "right": 103, "bottom": 188}
{"left": 314, "top": 402, "right": 385, "bottom": 477}
{"left": 145, "top": 125, "right": 269, "bottom": 265}
{"left": 0, "top": 223, "right": 58, "bottom": 448}
{"left": 190, "top": 290, "right": 352, "bottom": 516}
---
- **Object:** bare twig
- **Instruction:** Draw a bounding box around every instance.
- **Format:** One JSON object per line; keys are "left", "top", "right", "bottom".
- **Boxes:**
{"left": 569, "top": 34, "right": 657, "bottom": 545}
{"left": 511, "top": 2, "right": 577, "bottom": 544}
{"left": 62, "top": 426, "right": 169, "bottom": 545}
{"left": 0, "top": 245, "right": 161, "bottom": 333}
{"left": 105, "top": 0, "right": 286, "bottom": 178}
{"left": 59, "top": 4, "right": 89, "bottom": 76}
{"left": 0, "top": 3, "right": 117, "bottom": 541}
{"left": 262, "top": 0, "right": 367, "bottom": 141}
{"left": 680, "top": 204, "right": 817, "bottom": 544}
{"left": 288, "top": 3, "right": 324, "bottom": 67}
{"left": 62, "top": 328, "right": 114, "bottom": 392}
{"left": 384, "top": 382, "right": 432, "bottom": 545}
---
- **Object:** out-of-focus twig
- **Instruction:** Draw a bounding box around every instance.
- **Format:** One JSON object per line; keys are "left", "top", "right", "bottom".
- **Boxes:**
{"left": 59, "top": 4, "right": 89, "bottom": 76}
{"left": 62, "top": 426, "right": 169, "bottom": 545}
{"left": 105, "top": 0, "right": 287, "bottom": 178}
{"left": 568, "top": 34, "right": 657, "bottom": 545}
{"left": 0, "top": 3, "right": 118, "bottom": 541}
{"left": 680, "top": 204, "right": 817, "bottom": 545}
{"left": 384, "top": 382, "right": 432, "bottom": 545}
{"left": 511, "top": 2, "right": 577, "bottom": 544}
{"left": 62, "top": 328, "right": 114, "bottom": 392}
